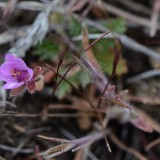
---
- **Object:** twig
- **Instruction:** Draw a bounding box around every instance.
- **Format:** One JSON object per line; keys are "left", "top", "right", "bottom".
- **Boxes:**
{"left": 53, "top": 49, "right": 66, "bottom": 94}
{"left": 12, "top": 137, "right": 30, "bottom": 157}
{"left": 0, "top": 156, "right": 6, "bottom": 160}
{"left": 128, "top": 95, "right": 160, "bottom": 105}
{"left": 52, "top": 61, "right": 76, "bottom": 94}
{"left": 126, "top": 69, "right": 160, "bottom": 83}
{"left": 45, "top": 64, "right": 95, "bottom": 108}
{"left": 45, "top": 64, "right": 78, "bottom": 89}
{"left": 2, "top": 1, "right": 160, "bottom": 62}
{"left": 145, "top": 138, "right": 160, "bottom": 150}
{"left": 91, "top": 0, "right": 150, "bottom": 28}
{"left": 96, "top": 41, "right": 120, "bottom": 108}
{"left": 72, "top": 33, "right": 113, "bottom": 41}
{"left": 8, "top": 0, "right": 57, "bottom": 57}
{"left": 65, "top": 0, "right": 79, "bottom": 13}
{"left": 0, "top": 112, "right": 81, "bottom": 118}
{"left": 150, "top": 0, "right": 160, "bottom": 37}
{"left": 85, "top": 31, "right": 110, "bottom": 52}
{"left": 2, "top": 0, "right": 18, "bottom": 18}
{"left": 95, "top": 41, "right": 120, "bottom": 153}
{"left": 87, "top": 151, "right": 99, "bottom": 160}
{"left": 0, "top": 101, "right": 17, "bottom": 108}
{"left": 115, "top": 0, "right": 150, "bottom": 15}
{"left": 0, "top": 1, "right": 47, "bottom": 11}
{"left": 8, "top": 12, "right": 49, "bottom": 56}
{"left": 73, "top": 32, "right": 160, "bottom": 61}
{"left": 109, "top": 132, "right": 147, "bottom": 160}
{"left": 0, "top": 144, "right": 33, "bottom": 154}
{"left": 26, "top": 127, "right": 51, "bottom": 134}
{"left": 4, "top": 1, "right": 159, "bottom": 62}
{"left": 0, "top": 26, "right": 28, "bottom": 45}
{"left": 74, "top": 14, "right": 160, "bottom": 61}
{"left": 117, "top": 34, "right": 160, "bottom": 62}
{"left": 48, "top": 104, "right": 107, "bottom": 113}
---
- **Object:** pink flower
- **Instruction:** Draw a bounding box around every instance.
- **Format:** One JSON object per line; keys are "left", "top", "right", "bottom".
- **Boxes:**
{"left": 0, "top": 54, "right": 42, "bottom": 96}
{"left": 0, "top": 54, "right": 33, "bottom": 89}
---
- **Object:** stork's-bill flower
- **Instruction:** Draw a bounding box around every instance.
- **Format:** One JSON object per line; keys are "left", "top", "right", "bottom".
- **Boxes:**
{"left": 0, "top": 54, "right": 42, "bottom": 96}
{"left": 0, "top": 54, "right": 33, "bottom": 89}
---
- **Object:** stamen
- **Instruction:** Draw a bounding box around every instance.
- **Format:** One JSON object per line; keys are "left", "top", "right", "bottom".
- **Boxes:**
{"left": 11, "top": 69, "right": 29, "bottom": 82}
{"left": 11, "top": 69, "right": 21, "bottom": 77}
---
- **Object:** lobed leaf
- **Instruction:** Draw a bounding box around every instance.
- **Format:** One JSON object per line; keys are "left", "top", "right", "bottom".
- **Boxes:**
{"left": 55, "top": 70, "right": 91, "bottom": 99}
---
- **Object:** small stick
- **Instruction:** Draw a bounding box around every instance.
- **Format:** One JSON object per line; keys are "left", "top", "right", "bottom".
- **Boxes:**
{"left": 96, "top": 40, "right": 120, "bottom": 108}
{"left": 0, "top": 113, "right": 80, "bottom": 118}
{"left": 52, "top": 61, "right": 76, "bottom": 94}
{"left": 53, "top": 48, "right": 66, "bottom": 92}
{"left": 109, "top": 132, "right": 147, "bottom": 160}
{"left": 85, "top": 31, "right": 110, "bottom": 52}
{"left": 126, "top": 69, "right": 160, "bottom": 83}
{"left": 145, "top": 138, "right": 160, "bottom": 150}
{"left": 45, "top": 64, "right": 95, "bottom": 108}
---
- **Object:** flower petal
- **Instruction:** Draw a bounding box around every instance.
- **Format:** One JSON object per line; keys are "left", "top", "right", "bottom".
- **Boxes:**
{"left": 0, "top": 63, "right": 15, "bottom": 76}
{"left": 7, "top": 55, "right": 34, "bottom": 80}
{"left": 27, "top": 68, "right": 33, "bottom": 80}
{"left": 0, "top": 54, "right": 34, "bottom": 90}
{"left": 5, "top": 54, "right": 28, "bottom": 70}
{"left": 0, "top": 70, "right": 13, "bottom": 82}
{"left": 5, "top": 54, "right": 19, "bottom": 62}
{"left": 0, "top": 61, "right": 32, "bottom": 77}
{"left": 2, "top": 82, "right": 24, "bottom": 89}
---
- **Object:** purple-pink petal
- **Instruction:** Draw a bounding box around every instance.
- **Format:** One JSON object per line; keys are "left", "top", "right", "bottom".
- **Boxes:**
{"left": 0, "top": 70, "right": 14, "bottom": 82}
{"left": 2, "top": 82, "right": 24, "bottom": 89}
{"left": 5, "top": 54, "right": 18, "bottom": 62}
{"left": 0, "top": 54, "right": 34, "bottom": 90}
{"left": 5, "top": 54, "right": 29, "bottom": 70}
{"left": 27, "top": 68, "right": 33, "bottom": 81}
{"left": 0, "top": 63, "right": 15, "bottom": 76}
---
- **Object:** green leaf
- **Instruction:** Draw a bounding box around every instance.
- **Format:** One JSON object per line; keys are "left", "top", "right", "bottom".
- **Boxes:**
{"left": 33, "top": 40, "right": 59, "bottom": 61}
{"left": 55, "top": 70, "right": 91, "bottom": 99}
{"left": 67, "top": 16, "right": 82, "bottom": 36}
{"left": 93, "top": 39, "right": 128, "bottom": 75}
{"left": 71, "top": 70, "right": 91, "bottom": 88}
{"left": 103, "top": 18, "right": 126, "bottom": 34}
{"left": 55, "top": 80, "right": 72, "bottom": 99}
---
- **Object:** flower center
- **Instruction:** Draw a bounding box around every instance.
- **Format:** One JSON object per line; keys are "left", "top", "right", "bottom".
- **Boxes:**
{"left": 11, "top": 69, "right": 29, "bottom": 82}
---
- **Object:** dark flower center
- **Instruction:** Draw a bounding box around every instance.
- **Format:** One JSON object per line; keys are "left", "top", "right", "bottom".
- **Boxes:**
{"left": 11, "top": 69, "right": 29, "bottom": 82}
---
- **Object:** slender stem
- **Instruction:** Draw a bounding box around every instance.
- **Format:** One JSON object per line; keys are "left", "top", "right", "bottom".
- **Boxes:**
{"left": 0, "top": 113, "right": 80, "bottom": 118}
{"left": 45, "top": 64, "right": 95, "bottom": 108}
{"left": 52, "top": 61, "right": 76, "bottom": 94}
{"left": 85, "top": 31, "right": 110, "bottom": 52}
{"left": 54, "top": 49, "right": 66, "bottom": 91}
